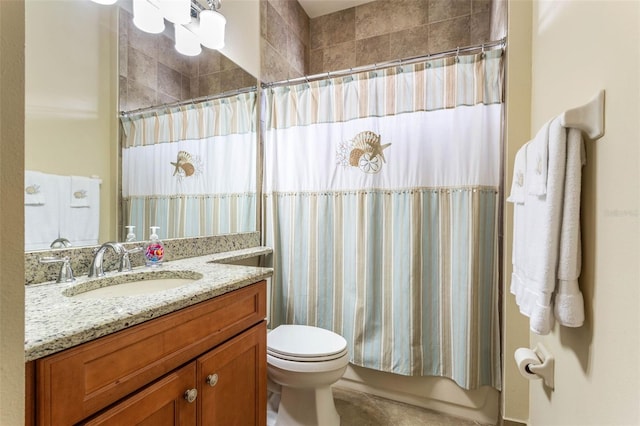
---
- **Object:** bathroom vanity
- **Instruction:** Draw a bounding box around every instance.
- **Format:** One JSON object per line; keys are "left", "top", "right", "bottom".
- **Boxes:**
{"left": 24, "top": 251, "right": 271, "bottom": 426}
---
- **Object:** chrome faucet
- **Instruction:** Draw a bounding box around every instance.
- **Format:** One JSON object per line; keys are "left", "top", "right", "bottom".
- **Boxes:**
{"left": 40, "top": 256, "right": 75, "bottom": 283}
{"left": 89, "top": 242, "right": 125, "bottom": 278}
{"left": 50, "top": 237, "right": 71, "bottom": 249}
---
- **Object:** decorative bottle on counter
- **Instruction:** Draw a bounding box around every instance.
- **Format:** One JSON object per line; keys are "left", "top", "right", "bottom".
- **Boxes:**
{"left": 125, "top": 225, "right": 136, "bottom": 242}
{"left": 144, "top": 226, "right": 164, "bottom": 267}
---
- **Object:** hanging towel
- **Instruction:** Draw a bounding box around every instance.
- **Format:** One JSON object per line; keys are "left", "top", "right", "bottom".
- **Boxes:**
{"left": 554, "top": 127, "right": 586, "bottom": 327}
{"left": 24, "top": 171, "right": 46, "bottom": 206}
{"left": 70, "top": 176, "right": 94, "bottom": 208}
{"left": 509, "top": 117, "right": 567, "bottom": 335}
{"left": 507, "top": 145, "right": 527, "bottom": 204}
{"left": 526, "top": 120, "right": 551, "bottom": 196}
{"left": 60, "top": 177, "right": 101, "bottom": 246}
{"left": 25, "top": 173, "right": 65, "bottom": 251}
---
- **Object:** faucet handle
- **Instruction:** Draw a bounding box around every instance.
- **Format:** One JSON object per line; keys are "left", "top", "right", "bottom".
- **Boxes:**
{"left": 40, "top": 256, "right": 75, "bottom": 283}
{"left": 119, "top": 246, "right": 144, "bottom": 272}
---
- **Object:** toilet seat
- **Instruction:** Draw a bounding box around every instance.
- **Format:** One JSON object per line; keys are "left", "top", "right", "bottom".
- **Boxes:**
{"left": 267, "top": 325, "right": 348, "bottom": 362}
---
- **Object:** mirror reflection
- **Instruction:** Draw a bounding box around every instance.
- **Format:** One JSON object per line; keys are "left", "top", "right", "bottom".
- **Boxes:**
{"left": 24, "top": 0, "right": 258, "bottom": 251}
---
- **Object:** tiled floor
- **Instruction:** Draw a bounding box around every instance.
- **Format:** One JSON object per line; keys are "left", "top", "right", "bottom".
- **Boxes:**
{"left": 333, "top": 387, "right": 484, "bottom": 426}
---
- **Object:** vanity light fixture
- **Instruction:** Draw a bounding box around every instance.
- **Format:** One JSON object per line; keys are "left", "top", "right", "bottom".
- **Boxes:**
{"left": 90, "top": 0, "right": 226, "bottom": 55}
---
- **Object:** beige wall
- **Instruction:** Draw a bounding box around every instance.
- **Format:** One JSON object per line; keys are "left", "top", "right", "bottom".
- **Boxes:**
{"left": 505, "top": 0, "right": 640, "bottom": 424}
{"left": 25, "top": 0, "right": 118, "bottom": 245}
{"left": 503, "top": 0, "right": 532, "bottom": 421}
{"left": 219, "top": 0, "right": 261, "bottom": 79}
{"left": 0, "top": 0, "right": 25, "bottom": 424}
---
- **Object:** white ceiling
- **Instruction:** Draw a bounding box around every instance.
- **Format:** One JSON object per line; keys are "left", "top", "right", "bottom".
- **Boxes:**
{"left": 297, "top": 0, "right": 375, "bottom": 18}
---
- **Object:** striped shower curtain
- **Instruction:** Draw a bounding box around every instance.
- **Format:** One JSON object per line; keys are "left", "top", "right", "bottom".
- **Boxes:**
{"left": 120, "top": 92, "right": 257, "bottom": 240}
{"left": 263, "top": 50, "right": 503, "bottom": 390}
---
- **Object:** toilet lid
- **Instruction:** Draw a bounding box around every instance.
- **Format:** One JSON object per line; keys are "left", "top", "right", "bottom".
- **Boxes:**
{"left": 267, "top": 325, "right": 347, "bottom": 359}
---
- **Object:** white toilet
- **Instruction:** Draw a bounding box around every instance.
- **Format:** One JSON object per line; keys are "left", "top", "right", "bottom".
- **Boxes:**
{"left": 267, "top": 324, "right": 349, "bottom": 426}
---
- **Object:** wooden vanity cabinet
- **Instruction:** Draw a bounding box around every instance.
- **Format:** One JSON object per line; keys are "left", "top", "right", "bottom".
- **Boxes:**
{"left": 27, "top": 281, "right": 267, "bottom": 426}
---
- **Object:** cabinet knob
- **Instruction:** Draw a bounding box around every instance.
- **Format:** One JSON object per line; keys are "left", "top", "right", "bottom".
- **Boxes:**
{"left": 184, "top": 388, "right": 198, "bottom": 403}
{"left": 206, "top": 373, "right": 219, "bottom": 387}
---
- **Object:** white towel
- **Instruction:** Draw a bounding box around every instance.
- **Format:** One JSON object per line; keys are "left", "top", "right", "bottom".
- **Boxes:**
{"left": 554, "top": 127, "right": 586, "bottom": 327}
{"left": 70, "top": 176, "right": 93, "bottom": 208}
{"left": 526, "top": 120, "right": 551, "bottom": 196}
{"left": 509, "top": 117, "right": 567, "bottom": 335}
{"left": 507, "top": 145, "right": 527, "bottom": 204}
{"left": 24, "top": 171, "right": 46, "bottom": 206}
{"left": 60, "top": 177, "right": 100, "bottom": 246}
{"left": 25, "top": 173, "right": 64, "bottom": 251}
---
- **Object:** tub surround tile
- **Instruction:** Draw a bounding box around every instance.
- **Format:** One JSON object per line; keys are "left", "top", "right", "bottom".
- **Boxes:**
{"left": 198, "top": 73, "right": 222, "bottom": 98}
{"left": 472, "top": 0, "right": 492, "bottom": 14}
{"left": 389, "top": 25, "right": 430, "bottom": 60}
{"left": 198, "top": 49, "right": 223, "bottom": 75}
{"left": 267, "top": 2, "right": 291, "bottom": 55}
{"left": 128, "top": 47, "right": 157, "bottom": 89}
{"left": 355, "top": 0, "right": 429, "bottom": 40}
{"left": 120, "top": 4, "right": 253, "bottom": 112}
{"left": 300, "top": 0, "right": 490, "bottom": 79}
{"left": 126, "top": 79, "right": 157, "bottom": 111}
{"left": 158, "top": 63, "right": 183, "bottom": 100}
{"left": 290, "top": 0, "right": 310, "bottom": 46}
{"left": 470, "top": 11, "right": 491, "bottom": 44}
{"left": 356, "top": 34, "right": 391, "bottom": 67}
{"left": 262, "top": 38, "right": 290, "bottom": 83}
{"left": 310, "top": 8, "right": 355, "bottom": 50}
{"left": 322, "top": 41, "right": 356, "bottom": 72}
{"left": 428, "top": 15, "right": 471, "bottom": 53}
{"left": 288, "top": 32, "right": 307, "bottom": 75}
{"left": 25, "top": 249, "right": 272, "bottom": 361}
{"left": 428, "top": 0, "right": 472, "bottom": 23}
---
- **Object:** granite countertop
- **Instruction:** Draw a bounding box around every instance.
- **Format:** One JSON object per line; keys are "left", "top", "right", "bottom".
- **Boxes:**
{"left": 25, "top": 247, "right": 273, "bottom": 362}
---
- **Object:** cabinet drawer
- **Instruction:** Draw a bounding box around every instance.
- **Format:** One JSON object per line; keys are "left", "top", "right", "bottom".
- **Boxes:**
{"left": 36, "top": 281, "right": 266, "bottom": 425}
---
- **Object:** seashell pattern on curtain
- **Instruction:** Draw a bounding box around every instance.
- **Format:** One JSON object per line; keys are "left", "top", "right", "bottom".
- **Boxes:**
{"left": 263, "top": 49, "right": 504, "bottom": 390}
{"left": 120, "top": 91, "right": 257, "bottom": 240}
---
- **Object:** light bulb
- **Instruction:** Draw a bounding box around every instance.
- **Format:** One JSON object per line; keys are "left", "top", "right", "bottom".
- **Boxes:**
{"left": 198, "top": 9, "right": 226, "bottom": 50}
{"left": 174, "top": 23, "right": 202, "bottom": 56}
{"left": 159, "top": 0, "right": 191, "bottom": 25}
{"left": 133, "top": 0, "right": 165, "bottom": 34}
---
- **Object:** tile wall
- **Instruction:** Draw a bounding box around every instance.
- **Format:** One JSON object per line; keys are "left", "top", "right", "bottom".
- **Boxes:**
{"left": 119, "top": 8, "right": 256, "bottom": 112}
{"left": 260, "top": 0, "right": 493, "bottom": 83}
{"left": 260, "top": 0, "right": 310, "bottom": 83}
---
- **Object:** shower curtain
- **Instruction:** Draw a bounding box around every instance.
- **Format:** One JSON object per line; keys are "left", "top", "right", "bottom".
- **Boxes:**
{"left": 120, "top": 92, "right": 257, "bottom": 240}
{"left": 263, "top": 50, "right": 503, "bottom": 390}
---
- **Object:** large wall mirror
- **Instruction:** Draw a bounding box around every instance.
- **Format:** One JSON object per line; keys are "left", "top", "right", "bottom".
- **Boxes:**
{"left": 25, "top": 0, "right": 259, "bottom": 252}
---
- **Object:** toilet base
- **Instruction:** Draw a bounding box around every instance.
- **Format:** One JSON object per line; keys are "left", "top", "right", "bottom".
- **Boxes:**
{"left": 275, "top": 385, "right": 340, "bottom": 426}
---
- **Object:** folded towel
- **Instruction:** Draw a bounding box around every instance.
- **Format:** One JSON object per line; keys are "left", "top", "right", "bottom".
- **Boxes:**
{"left": 25, "top": 173, "right": 65, "bottom": 251}
{"left": 554, "top": 127, "right": 586, "bottom": 327}
{"left": 61, "top": 177, "right": 100, "bottom": 246}
{"left": 507, "top": 144, "right": 527, "bottom": 204}
{"left": 526, "top": 120, "right": 551, "bottom": 196}
{"left": 509, "top": 117, "right": 567, "bottom": 335}
{"left": 24, "top": 170, "right": 46, "bottom": 206}
{"left": 70, "top": 176, "right": 95, "bottom": 208}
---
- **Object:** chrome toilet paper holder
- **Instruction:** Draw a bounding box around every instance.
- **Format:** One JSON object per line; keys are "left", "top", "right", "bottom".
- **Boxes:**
{"left": 527, "top": 343, "right": 555, "bottom": 389}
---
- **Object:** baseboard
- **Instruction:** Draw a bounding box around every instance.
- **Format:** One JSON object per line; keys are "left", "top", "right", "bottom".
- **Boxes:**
{"left": 335, "top": 364, "right": 500, "bottom": 425}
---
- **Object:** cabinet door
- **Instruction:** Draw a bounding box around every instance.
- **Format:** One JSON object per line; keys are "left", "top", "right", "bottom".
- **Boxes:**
{"left": 198, "top": 321, "right": 267, "bottom": 426}
{"left": 81, "top": 363, "right": 197, "bottom": 426}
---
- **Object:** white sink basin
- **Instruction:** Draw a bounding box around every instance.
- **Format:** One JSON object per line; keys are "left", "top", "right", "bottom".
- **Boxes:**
{"left": 64, "top": 270, "right": 203, "bottom": 299}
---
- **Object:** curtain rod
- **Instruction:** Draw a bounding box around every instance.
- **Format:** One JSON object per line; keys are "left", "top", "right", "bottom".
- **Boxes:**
{"left": 120, "top": 85, "right": 258, "bottom": 118}
{"left": 261, "top": 37, "right": 506, "bottom": 89}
